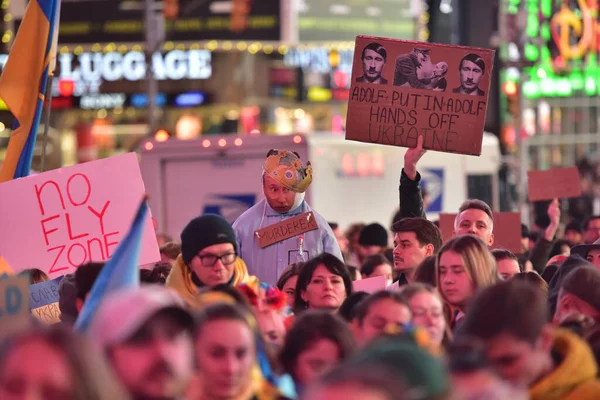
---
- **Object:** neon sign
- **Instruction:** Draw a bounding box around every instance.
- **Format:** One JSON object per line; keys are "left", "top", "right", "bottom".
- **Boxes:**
{"left": 551, "top": 1, "right": 598, "bottom": 62}
{"left": 507, "top": 0, "right": 600, "bottom": 99}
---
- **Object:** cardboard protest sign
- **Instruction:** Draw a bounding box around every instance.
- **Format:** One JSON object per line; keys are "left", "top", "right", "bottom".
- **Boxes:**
{"left": 346, "top": 36, "right": 495, "bottom": 156}
{"left": 0, "top": 153, "right": 160, "bottom": 279}
{"left": 439, "top": 212, "right": 522, "bottom": 254}
{"left": 29, "top": 276, "right": 63, "bottom": 324}
{"left": 0, "top": 275, "right": 29, "bottom": 322}
{"left": 255, "top": 212, "right": 318, "bottom": 249}
{"left": 353, "top": 275, "right": 387, "bottom": 294}
{"left": 528, "top": 167, "right": 582, "bottom": 202}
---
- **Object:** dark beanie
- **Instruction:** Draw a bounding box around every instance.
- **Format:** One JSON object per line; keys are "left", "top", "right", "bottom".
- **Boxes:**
{"left": 181, "top": 214, "right": 237, "bottom": 264}
{"left": 562, "top": 266, "right": 600, "bottom": 313}
{"left": 359, "top": 223, "right": 388, "bottom": 247}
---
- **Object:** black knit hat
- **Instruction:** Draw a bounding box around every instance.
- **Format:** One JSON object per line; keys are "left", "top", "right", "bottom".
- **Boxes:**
{"left": 180, "top": 214, "right": 237, "bottom": 264}
{"left": 359, "top": 223, "right": 388, "bottom": 247}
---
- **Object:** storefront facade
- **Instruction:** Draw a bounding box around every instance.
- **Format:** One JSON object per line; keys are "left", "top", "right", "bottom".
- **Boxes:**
{"left": 0, "top": 0, "right": 425, "bottom": 169}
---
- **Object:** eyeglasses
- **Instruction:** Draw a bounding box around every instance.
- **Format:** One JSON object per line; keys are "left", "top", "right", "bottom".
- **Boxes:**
{"left": 196, "top": 252, "right": 237, "bottom": 267}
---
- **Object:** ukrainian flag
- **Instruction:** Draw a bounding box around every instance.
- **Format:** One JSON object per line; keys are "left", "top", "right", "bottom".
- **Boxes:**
{"left": 0, "top": 0, "right": 60, "bottom": 182}
{"left": 75, "top": 196, "right": 149, "bottom": 333}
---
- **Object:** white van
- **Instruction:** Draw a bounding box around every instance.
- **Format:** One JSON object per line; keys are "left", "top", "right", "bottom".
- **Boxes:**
{"left": 140, "top": 132, "right": 501, "bottom": 238}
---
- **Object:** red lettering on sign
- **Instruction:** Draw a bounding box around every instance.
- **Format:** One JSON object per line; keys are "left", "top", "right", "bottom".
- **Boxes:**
{"left": 88, "top": 201, "right": 110, "bottom": 235}
{"left": 67, "top": 243, "right": 87, "bottom": 267}
{"left": 104, "top": 231, "right": 120, "bottom": 258}
{"left": 65, "top": 212, "right": 89, "bottom": 240}
{"left": 35, "top": 180, "right": 65, "bottom": 216}
{"left": 48, "top": 245, "right": 67, "bottom": 274}
{"left": 40, "top": 215, "right": 60, "bottom": 246}
{"left": 87, "top": 237, "right": 105, "bottom": 260}
{"left": 66, "top": 173, "right": 91, "bottom": 206}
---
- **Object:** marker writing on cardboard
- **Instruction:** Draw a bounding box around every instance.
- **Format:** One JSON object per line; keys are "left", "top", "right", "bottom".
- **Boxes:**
{"left": 35, "top": 172, "right": 120, "bottom": 274}
{"left": 352, "top": 87, "right": 486, "bottom": 153}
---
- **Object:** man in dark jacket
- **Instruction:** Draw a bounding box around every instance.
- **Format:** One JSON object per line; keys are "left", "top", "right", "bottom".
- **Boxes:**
{"left": 397, "top": 135, "right": 560, "bottom": 273}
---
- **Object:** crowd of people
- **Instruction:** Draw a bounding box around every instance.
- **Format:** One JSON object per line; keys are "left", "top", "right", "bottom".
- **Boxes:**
{"left": 3, "top": 143, "right": 600, "bottom": 400}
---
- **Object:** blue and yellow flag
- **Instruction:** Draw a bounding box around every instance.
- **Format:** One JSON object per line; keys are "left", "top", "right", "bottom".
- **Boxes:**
{"left": 0, "top": 0, "right": 60, "bottom": 182}
{"left": 74, "top": 196, "right": 148, "bottom": 333}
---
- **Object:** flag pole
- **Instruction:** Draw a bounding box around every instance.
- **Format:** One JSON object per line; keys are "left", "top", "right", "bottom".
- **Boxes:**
{"left": 40, "top": 74, "right": 54, "bottom": 173}
{"left": 40, "top": 0, "right": 61, "bottom": 173}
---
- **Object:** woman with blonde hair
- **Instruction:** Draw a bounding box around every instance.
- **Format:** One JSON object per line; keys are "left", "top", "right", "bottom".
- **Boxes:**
{"left": 400, "top": 283, "right": 449, "bottom": 348}
{"left": 436, "top": 235, "right": 499, "bottom": 331}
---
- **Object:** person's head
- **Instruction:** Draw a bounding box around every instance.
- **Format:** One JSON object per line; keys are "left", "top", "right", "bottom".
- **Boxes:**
{"left": 347, "top": 265, "right": 362, "bottom": 281}
{"left": 156, "top": 233, "right": 173, "bottom": 247}
{"left": 391, "top": 217, "right": 442, "bottom": 277}
{"left": 180, "top": 214, "right": 238, "bottom": 287}
{"left": 459, "top": 280, "right": 554, "bottom": 387}
{"left": 295, "top": 253, "right": 353, "bottom": 313}
{"left": 448, "top": 338, "right": 529, "bottom": 400}
{"left": 554, "top": 266, "right": 600, "bottom": 325}
{"left": 400, "top": 283, "right": 446, "bottom": 346}
{"left": 262, "top": 149, "right": 312, "bottom": 213}
{"left": 491, "top": 249, "right": 521, "bottom": 280}
{"left": 153, "top": 262, "right": 172, "bottom": 284}
{"left": 343, "top": 336, "right": 451, "bottom": 399}
{"left": 414, "top": 256, "right": 437, "bottom": 286}
{"left": 550, "top": 239, "right": 571, "bottom": 259}
{"left": 583, "top": 216, "right": 600, "bottom": 244}
{"left": 89, "top": 286, "right": 195, "bottom": 400}
{"left": 193, "top": 303, "right": 262, "bottom": 399}
{"left": 436, "top": 235, "right": 498, "bottom": 309}
{"left": 572, "top": 238, "right": 600, "bottom": 269}
{"left": 18, "top": 268, "right": 49, "bottom": 284}
{"left": 159, "top": 242, "right": 181, "bottom": 264}
{"left": 345, "top": 223, "right": 366, "bottom": 254}
{"left": 564, "top": 221, "right": 584, "bottom": 247}
{"left": 354, "top": 291, "right": 412, "bottom": 346}
{"left": 58, "top": 273, "right": 79, "bottom": 324}
{"left": 280, "top": 311, "right": 355, "bottom": 387}
{"left": 413, "top": 48, "right": 431, "bottom": 64}
{"left": 458, "top": 53, "right": 485, "bottom": 92}
{"left": 0, "top": 325, "right": 129, "bottom": 400}
{"left": 512, "top": 272, "right": 548, "bottom": 296}
{"left": 434, "top": 61, "right": 448, "bottom": 77}
{"left": 329, "top": 222, "right": 349, "bottom": 254}
{"left": 358, "top": 223, "right": 388, "bottom": 259}
{"left": 454, "top": 199, "right": 494, "bottom": 245}
{"left": 360, "top": 254, "right": 393, "bottom": 286}
{"left": 74, "top": 262, "right": 105, "bottom": 312}
{"left": 338, "top": 291, "right": 370, "bottom": 322}
{"left": 360, "top": 42, "right": 387, "bottom": 82}
{"left": 238, "top": 283, "right": 287, "bottom": 348}
{"left": 301, "top": 362, "right": 413, "bottom": 400}
{"left": 276, "top": 262, "right": 303, "bottom": 309}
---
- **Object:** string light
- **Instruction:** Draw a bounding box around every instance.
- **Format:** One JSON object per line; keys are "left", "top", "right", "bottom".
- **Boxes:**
{"left": 40, "top": 41, "right": 358, "bottom": 55}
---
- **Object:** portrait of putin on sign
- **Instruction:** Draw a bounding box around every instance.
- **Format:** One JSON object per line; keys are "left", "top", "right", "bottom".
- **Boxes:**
{"left": 453, "top": 53, "right": 486, "bottom": 96}
{"left": 356, "top": 42, "right": 388, "bottom": 85}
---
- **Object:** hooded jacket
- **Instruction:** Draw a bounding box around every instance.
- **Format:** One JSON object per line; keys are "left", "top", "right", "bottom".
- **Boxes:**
{"left": 165, "top": 255, "right": 259, "bottom": 308}
{"left": 547, "top": 255, "right": 595, "bottom": 317}
{"left": 530, "top": 329, "right": 600, "bottom": 400}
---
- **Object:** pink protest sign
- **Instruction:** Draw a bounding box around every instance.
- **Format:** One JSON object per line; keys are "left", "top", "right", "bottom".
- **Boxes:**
{"left": 352, "top": 275, "right": 387, "bottom": 294}
{"left": 0, "top": 153, "right": 159, "bottom": 278}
